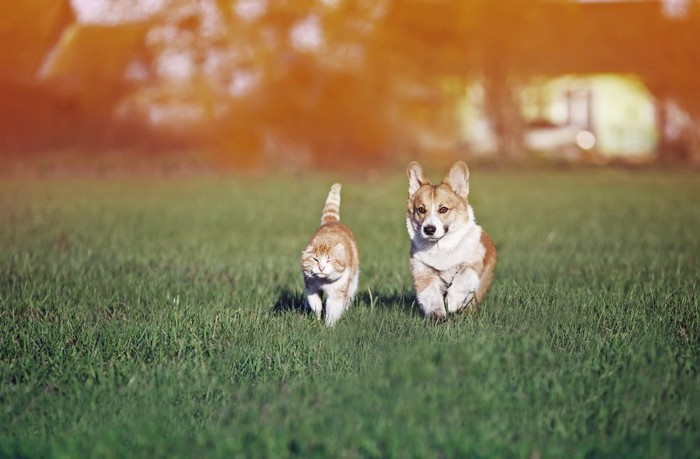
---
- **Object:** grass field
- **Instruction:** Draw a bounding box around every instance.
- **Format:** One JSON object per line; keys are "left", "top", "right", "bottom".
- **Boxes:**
{"left": 1, "top": 168, "right": 698, "bottom": 458}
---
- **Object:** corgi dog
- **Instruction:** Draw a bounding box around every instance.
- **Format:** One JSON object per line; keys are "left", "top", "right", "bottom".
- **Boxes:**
{"left": 406, "top": 160, "right": 496, "bottom": 319}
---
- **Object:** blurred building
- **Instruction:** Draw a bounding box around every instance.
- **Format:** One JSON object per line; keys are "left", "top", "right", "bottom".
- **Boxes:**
{"left": 461, "top": 75, "right": 659, "bottom": 160}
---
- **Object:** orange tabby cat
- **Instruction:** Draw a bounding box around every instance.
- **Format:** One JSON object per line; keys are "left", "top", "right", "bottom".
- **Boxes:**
{"left": 301, "top": 183, "right": 359, "bottom": 327}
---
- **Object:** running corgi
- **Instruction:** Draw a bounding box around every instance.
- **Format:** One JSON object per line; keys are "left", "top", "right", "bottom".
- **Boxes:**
{"left": 406, "top": 160, "right": 496, "bottom": 319}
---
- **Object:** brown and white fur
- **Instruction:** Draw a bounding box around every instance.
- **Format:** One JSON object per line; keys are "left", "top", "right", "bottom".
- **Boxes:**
{"left": 301, "top": 183, "right": 359, "bottom": 327}
{"left": 406, "top": 161, "right": 496, "bottom": 319}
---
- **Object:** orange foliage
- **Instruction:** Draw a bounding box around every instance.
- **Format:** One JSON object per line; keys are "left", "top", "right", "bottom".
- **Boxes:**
{"left": 1, "top": 0, "right": 700, "bottom": 166}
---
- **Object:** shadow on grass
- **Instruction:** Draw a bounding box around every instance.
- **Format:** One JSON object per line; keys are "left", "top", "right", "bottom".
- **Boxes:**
{"left": 272, "top": 288, "right": 309, "bottom": 316}
{"left": 356, "top": 288, "right": 421, "bottom": 317}
{"left": 272, "top": 287, "right": 420, "bottom": 317}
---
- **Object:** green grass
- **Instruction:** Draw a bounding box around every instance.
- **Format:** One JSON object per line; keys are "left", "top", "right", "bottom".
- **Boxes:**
{"left": 1, "top": 169, "right": 698, "bottom": 458}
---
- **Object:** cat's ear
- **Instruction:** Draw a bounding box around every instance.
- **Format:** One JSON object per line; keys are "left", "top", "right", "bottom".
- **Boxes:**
{"left": 331, "top": 243, "right": 345, "bottom": 258}
{"left": 407, "top": 161, "right": 429, "bottom": 197}
{"left": 443, "top": 160, "right": 470, "bottom": 199}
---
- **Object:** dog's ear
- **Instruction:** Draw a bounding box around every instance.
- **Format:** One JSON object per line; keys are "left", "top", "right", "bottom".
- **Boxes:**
{"left": 444, "top": 161, "right": 470, "bottom": 199}
{"left": 407, "top": 161, "right": 429, "bottom": 196}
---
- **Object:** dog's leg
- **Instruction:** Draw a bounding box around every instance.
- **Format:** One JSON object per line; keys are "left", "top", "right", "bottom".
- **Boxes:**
{"left": 417, "top": 285, "right": 447, "bottom": 319}
{"left": 446, "top": 267, "right": 480, "bottom": 313}
{"left": 411, "top": 261, "right": 447, "bottom": 319}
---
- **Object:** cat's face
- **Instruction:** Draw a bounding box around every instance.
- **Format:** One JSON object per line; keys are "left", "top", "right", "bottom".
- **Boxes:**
{"left": 302, "top": 243, "right": 346, "bottom": 281}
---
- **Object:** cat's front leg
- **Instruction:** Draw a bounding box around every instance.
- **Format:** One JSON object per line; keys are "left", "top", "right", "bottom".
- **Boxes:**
{"left": 347, "top": 271, "right": 359, "bottom": 304}
{"left": 323, "top": 280, "right": 352, "bottom": 327}
{"left": 324, "top": 296, "right": 345, "bottom": 327}
{"left": 445, "top": 267, "right": 480, "bottom": 313}
{"left": 305, "top": 287, "right": 323, "bottom": 320}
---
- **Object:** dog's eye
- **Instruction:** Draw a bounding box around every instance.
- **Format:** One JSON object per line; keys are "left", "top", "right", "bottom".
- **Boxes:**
{"left": 417, "top": 206, "right": 426, "bottom": 214}
{"left": 438, "top": 206, "right": 448, "bottom": 214}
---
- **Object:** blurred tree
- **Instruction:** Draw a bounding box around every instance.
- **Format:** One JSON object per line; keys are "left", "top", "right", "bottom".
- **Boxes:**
{"left": 3, "top": 0, "right": 700, "bottom": 165}
{"left": 658, "top": 4, "right": 700, "bottom": 162}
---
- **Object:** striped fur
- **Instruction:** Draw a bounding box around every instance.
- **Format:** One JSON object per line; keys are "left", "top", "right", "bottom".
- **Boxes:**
{"left": 321, "top": 183, "right": 342, "bottom": 225}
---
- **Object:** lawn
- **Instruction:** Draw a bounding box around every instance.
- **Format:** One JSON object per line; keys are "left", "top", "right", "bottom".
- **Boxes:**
{"left": 1, "top": 168, "right": 698, "bottom": 458}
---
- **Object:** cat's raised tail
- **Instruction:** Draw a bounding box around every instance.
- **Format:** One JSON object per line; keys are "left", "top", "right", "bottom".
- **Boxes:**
{"left": 320, "top": 183, "right": 342, "bottom": 225}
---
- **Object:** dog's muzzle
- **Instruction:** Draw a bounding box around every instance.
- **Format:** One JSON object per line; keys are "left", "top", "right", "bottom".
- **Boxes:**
{"left": 421, "top": 216, "right": 445, "bottom": 240}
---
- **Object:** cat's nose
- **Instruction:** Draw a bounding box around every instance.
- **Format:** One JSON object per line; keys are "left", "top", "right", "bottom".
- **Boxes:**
{"left": 423, "top": 225, "right": 436, "bottom": 236}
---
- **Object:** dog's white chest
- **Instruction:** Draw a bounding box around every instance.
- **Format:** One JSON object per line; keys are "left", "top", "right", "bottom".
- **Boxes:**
{"left": 412, "top": 224, "right": 484, "bottom": 272}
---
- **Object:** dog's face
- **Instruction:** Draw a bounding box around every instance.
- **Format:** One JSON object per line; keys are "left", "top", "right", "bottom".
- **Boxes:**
{"left": 406, "top": 161, "right": 471, "bottom": 242}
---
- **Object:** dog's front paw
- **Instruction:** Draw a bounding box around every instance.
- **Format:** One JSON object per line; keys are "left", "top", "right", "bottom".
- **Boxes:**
{"left": 446, "top": 290, "right": 476, "bottom": 314}
{"left": 424, "top": 305, "right": 447, "bottom": 321}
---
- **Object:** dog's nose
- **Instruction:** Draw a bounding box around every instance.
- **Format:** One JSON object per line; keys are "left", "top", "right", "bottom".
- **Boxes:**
{"left": 423, "top": 225, "right": 436, "bottom": 236}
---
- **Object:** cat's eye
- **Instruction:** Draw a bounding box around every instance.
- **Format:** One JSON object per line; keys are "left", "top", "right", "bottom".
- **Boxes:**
{"left": 438, "top": 206, "right": 448, "bottom": 214}
{"left": 417, "top": 206, "right": 426, "bottom": 214}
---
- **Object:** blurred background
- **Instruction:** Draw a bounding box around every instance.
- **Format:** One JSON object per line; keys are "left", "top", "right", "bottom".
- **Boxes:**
{"left": 1, "top": 0, "right": 699, "bottom": 171}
